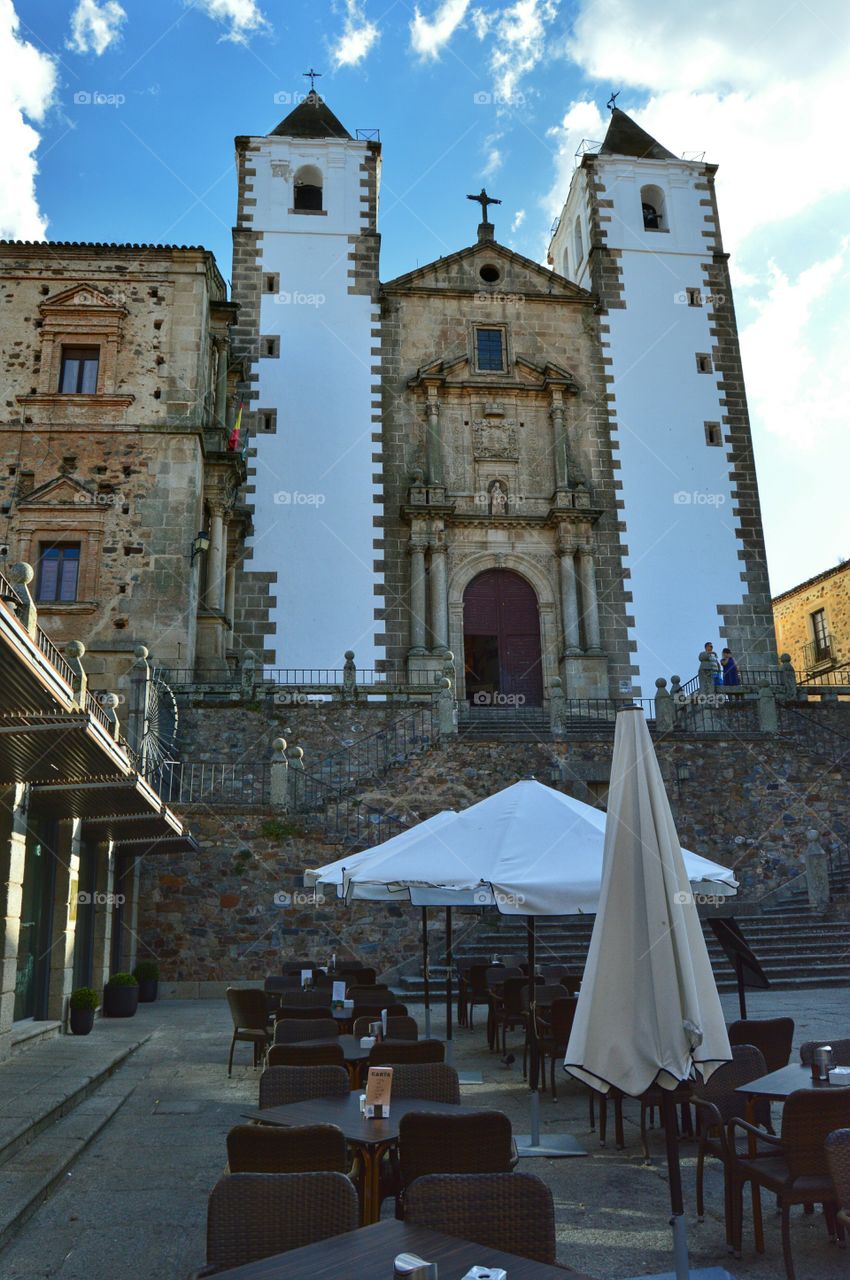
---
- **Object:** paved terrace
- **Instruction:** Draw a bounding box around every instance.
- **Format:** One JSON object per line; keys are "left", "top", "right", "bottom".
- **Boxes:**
{"left": 1, "top": 987, "right": 848, "bottom": 1280}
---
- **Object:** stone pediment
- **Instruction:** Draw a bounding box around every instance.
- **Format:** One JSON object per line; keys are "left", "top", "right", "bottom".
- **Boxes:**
{"left": 41, "top": 283, "right": 128, "bottom": 315}
{"left": 382, "top": 239, "right": 590, "bottom": 302}
{"left": 17, "top": 475, "right": 98, "bottom": 507}
{"left": 409, "top": 351, "right": 580, "bottom": 393}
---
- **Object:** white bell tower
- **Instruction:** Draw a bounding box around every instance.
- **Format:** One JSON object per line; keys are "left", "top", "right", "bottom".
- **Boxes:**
{"left": 549, "top": 109, "right": 774, "bottom": 691}
{"left": 231, "top": 89, "right": 382, "bottom": 668}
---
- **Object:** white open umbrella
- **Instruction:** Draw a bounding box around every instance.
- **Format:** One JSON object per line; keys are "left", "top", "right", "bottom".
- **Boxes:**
{"left": 565, "top": 708, "right": 733, "bottom": 1280}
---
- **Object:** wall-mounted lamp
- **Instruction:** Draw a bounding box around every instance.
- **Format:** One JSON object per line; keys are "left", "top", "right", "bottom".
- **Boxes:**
{"left": 190, "top": 530, "right": 210, "bottom": 563}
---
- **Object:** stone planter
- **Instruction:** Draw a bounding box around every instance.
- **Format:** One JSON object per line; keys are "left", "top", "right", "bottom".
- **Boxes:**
{"left": 102, "top": 984, "right": 139, "bottom": 1018}
{"left": 137, "top": 978, "right": 158, "bottom": 1003}
{"left": 69, "top": 1007, "right": 95, "bottom": 1035}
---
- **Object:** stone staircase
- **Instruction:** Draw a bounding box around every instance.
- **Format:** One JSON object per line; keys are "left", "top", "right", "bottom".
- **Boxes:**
{"left": 0, "top": 1021, "right": 150, "bottom": 1250}
{"left": 394, "top": 897, "right": 850, "bottom": 1000}
{"left": 457, "top": 706, "right": 552, "bottom": 743}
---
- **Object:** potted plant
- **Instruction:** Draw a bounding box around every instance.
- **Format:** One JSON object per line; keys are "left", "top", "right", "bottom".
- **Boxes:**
{"left": 69, "top": 987, "right": 99, "bottom": 1035}
{"left": 102, "top": 972, "right": 139, "bottom": 1018}
{"left": 133, "top": 959, "right": 159, "bottom": 1003}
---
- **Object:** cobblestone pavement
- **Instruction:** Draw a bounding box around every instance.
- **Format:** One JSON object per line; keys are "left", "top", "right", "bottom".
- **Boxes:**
{"left": 1, "top": 986, "right": 848, "bottom": 1279}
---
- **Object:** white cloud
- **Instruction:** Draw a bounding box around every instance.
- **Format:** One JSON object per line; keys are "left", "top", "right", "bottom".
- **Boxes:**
{"left": 66, "top": 0, "right": 126, "bottom": 56}
{"left": 0, "top": 0, "right": 56, "bottom": 239}
{"left": 481, "top": 130, "right": 502, "bottom": 178}
{"left": 511, "top": 208, "right": 525, "bottom": 231}
{"left": 486, "top": 0, "right": 558, "bottom": 104}
{"left": 190, "top": 0, "right": 268, "bottom": 44}
{"left": 410, "top": 0, "right": 470, "bottom": 59}
{"left": 331, "top": 0, "right": 379, "bottom": 67}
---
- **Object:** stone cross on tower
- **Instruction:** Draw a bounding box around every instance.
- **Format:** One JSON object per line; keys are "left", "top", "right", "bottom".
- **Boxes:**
{"left": 467, "top": 187, "right": 501, "bottom": 242}
{"left": 303, "top": 68, "right": 322, "bottom": 92}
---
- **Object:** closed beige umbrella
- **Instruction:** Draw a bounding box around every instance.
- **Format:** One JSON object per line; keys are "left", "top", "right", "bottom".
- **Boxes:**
{"left": 566, "top": 707, "right": 732, "bottom": 1279}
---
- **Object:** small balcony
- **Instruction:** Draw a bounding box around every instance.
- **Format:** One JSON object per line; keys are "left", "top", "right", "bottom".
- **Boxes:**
{"left": 804, "top": 634, "right": 834, "bottom": 671}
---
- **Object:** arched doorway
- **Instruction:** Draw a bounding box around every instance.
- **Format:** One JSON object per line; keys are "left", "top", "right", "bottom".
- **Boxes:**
{"left": 463, "top": 569, "right": 543, "bottom": 706}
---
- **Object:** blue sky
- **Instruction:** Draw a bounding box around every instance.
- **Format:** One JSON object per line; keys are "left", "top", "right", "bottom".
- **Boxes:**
{"left": 4, "top": 0, "right": 850, "bottom": 594}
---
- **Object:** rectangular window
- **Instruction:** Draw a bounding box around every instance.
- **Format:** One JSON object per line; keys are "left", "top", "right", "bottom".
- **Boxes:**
{"left": 258, "top": 409, "right": 277, "bottom": 434}
{"left": 704, "top": 422, "right": 722, "bottom": 447}
{"left": 263, "top": 273, "right": 280, "bottom": 294}
{"left": 59, "top": 346, "right": 99, "bottom": 394}
{"left": 37, "top": 543, "right": 80, "bottom": 602}
{"left": 695, "top": 353, "right": 713, "bottom": 374}
{"left": 261, "top": 336, "right": 280, "bottom": 358}
{"left": 475, "top": 328, "right": 505, "bottom": 372}
{"left": 686, "top": 288, "right": 702, "bottom": 307}
{"left": 811, "top": 609, "right": 830, "bottom": 660}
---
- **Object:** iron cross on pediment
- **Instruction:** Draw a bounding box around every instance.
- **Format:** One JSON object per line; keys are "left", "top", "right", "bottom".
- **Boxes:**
{"left": 467, "top": 188, "right": 501, "bottom": 225}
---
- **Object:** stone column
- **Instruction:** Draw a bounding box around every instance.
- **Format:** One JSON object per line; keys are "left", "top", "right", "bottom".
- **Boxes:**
{"left": 558, "top": 545, "right": 581, "bottom": 653}
{"left": 409, "top": 539, "right": 427, "bottom": 654}
{"left": 654, "top": 678, "right": 675, "bottom": 733}
{"left": 0, "top": 784, "right": 28, "bottom": 1060}
{"left": 47, "top": 819, "right": 80, "bottom": 1023}
{"left": 206, "top": 506, "right": 226, "bottom": 612}
{"left": 287, "top": 747, "right": 305, "bottom": 811}
{"left": 121, "top": 856, "right": 142, "bottom": 976}
{"left": 91, "top": 842, "right": 115, "bottom": 989}
{"left": 214, "top": 337, "right": 229, "bottom": 430}
{"left": 549, "top": 677, "right": 566, "bottom": 737}
{"left": 425, "top": 394, "right": 443, "bottom": 486}
{"left": 804, "top": 830, "right": 830, "bottom": 911}
{"left": 577, "top": 546, "right": 602, "bottom": 653}
{"left": 757, "top": 685, "right": 778, "bottom": 733}
{"left": 429, "top": 544, "right": 449, "bottom": 652}
{"left": 224, "top": 563, "right": 237, "bottom": 647}
{"left": 550, "top": 398, "right": 569, "bottom": 492}
{"left": 270, "top": 738, "right": 289, "bottom": 810}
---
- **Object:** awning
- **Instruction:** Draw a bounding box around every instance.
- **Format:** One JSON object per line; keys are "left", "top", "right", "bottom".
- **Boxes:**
{"left": 112, "top": 831, "right": 200, "bottom": 856}
{"left": 0, "top": 711, "right": 132, "bottom": 785}
{"left": 30, "top": 773, "right": 165, "bottom": 819}
{"left": 0, "top": 596, "right": 76, "bottom": 714}
{"left": 79, "top": 807, "right": 185, "bottom": 843}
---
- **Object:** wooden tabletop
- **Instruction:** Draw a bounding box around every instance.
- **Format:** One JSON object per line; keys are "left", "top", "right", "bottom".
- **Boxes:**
{"left": 292, "top": 1035, "right": 417, "bottom": 1063}
{"left": 244, "top": 1093, "right": 472, "bottom": 1148}
{"left": 207, "top": 1218, "right": 585, "bottom": 1278}
{"left": 736, "top": 1062, "right": 850, "bottom": 1102}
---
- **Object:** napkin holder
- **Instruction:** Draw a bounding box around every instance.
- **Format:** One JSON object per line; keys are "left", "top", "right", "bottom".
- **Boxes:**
{"left": 393, "top": 1253, "right": 438, "bottom": 1278}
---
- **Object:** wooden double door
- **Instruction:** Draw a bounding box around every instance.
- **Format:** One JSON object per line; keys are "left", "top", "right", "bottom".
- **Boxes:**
{"left": 463, "top": 570, "right": 543, "bottom": 707}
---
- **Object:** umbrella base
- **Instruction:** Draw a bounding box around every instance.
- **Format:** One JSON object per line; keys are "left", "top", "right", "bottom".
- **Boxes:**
{"left": 515, "top": 1133, "right": 586, "bottom": 1158}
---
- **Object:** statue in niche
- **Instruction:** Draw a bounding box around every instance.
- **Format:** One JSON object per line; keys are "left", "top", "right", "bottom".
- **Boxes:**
{"left": 489, "top": 480, "right": 509, "bottom": 515}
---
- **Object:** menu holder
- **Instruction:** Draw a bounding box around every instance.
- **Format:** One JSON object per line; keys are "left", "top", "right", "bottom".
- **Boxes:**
{"left": 301, "top": 968, "right": 313, "bottom": 990}
{"left": 364, "top": 1065, "right": 393, "bottom": 1118}
{"left": 331, "top": 980, "right": 346, "bottom": 1009}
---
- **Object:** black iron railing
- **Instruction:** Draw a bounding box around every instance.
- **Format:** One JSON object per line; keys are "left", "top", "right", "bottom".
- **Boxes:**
{"left": 778, "top": 703, "right": 850, "bottom": 771}
{"left": 152, "top": 759, "right": 272, "bottom": 807}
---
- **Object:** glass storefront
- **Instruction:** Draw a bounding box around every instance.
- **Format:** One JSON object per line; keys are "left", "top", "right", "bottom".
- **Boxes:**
{"left": 14, "top": 817, "right": 57, "bottom": 1021}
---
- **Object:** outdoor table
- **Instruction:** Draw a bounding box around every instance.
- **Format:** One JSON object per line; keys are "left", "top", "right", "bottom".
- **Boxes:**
{"left": 296, "top": 1035, "right": 414, "bottom": 1089}
{"left": 244, "top": 1093, "right": 471, "bottom": 1225}
{"left": 206, "top": 1218, "right": 585, "bottom": 1278}
{"left": 735, "top": 1061, "right": 850, "bottom": 1251}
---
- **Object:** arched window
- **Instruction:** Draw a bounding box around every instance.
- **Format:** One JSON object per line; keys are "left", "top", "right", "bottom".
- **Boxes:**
{"left": 562, "top": 248, "right": 571, "bottom": 278}
{"left": 293, "top": 164, "right": 323, "bottom": 212}
{"left": 641, "top": 184, "right": 666, "bottom": 231}
{"left": 573, "top": 217, "right": 584, "bottom": 267}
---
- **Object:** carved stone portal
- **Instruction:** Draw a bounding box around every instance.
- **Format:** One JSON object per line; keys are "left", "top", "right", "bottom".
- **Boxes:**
{"left": 472, "top": 419, "right": 518, "bottom": 460}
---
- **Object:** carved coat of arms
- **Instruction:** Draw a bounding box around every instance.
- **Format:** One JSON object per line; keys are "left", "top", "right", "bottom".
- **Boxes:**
{"left": 472, "top": 420, "right": 518, "bottom": 460}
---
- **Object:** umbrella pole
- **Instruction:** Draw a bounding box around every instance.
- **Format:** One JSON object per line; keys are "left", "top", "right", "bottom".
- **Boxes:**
{"left": 445, "top": 905, "right": 453, "bottom": 1064}
{"left": 516, "top": 915, "right": 585, "bottom": 1159}
{"left": 661, "top": 1088, "right": 690, "bottom": 1280}
{"left": 736, "top": 955, "right": 747, "bottom": 1020}
{"left": 422, "top": 907, "right": 431, "bottom": 1040}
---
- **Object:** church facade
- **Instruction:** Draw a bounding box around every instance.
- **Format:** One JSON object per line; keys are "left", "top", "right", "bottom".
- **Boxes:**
{"left": 235, "top": 96, "right": 774, "bottom": 699}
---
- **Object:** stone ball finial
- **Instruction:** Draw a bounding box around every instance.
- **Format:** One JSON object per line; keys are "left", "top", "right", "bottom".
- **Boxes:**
{"left": 66, "top": 640, "right": 85, "bottom": 659}
{"left": 655, "top": 677, "right": 667, "bottom": 689}
{"left": 272, "top": 737, "right": 287, "bottom": 753}
{"left": 806, "top": 828, "right": 819, "bottom": 841}
{"left": 134, "top": 644, "right": 149, "bottom": 660}
{"left": 344, "top": 650, "right": 355, "bottom": 661}
{"left": 440, "top": 677, "right": 452, "bottom": 690}
{"left": 551, "top": 677, "right": 562, "bottom": 689}
{"left": 443, "top": 650, "right": 454, "bottom": 663}
{"left": 671, "top": 675, "right": 681, "bottom": 685}
{"left": 9, "top": 562, "right": 33, "bottom": 585}
{"left": 290, "top": 746, "right": 304, "bottom": 760}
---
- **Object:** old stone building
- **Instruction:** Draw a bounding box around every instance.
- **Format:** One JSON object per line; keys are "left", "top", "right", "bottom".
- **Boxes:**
{"left": 774, "top": 560, "right": 850, "bottom": 680}
{"left": 0, "top": 241, "right": 260, "bottom": 689}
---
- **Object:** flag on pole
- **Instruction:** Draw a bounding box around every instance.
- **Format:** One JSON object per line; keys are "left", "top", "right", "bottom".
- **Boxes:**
{"left": 227, "top": 404, "right": 243, "bottom": 452}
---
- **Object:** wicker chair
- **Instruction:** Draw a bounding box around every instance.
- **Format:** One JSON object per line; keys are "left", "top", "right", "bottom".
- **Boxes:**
{"left": 465, "top": 964, "right": 493, "bottom": 1031}
{"left": 367, "top": 1039, "right": 445, "bottom": 1069}
{"left": 274, "top": 987, "right": 333, "bottom": 1009}
{"left": 559, "top": 974, "right": 582, "bottom": 996}
{"left": 351, "top": 1002, "right": 407, "bottom": 1025}
{"left": 275, "top": 1004, "right": 334, "bottom": 1022}
{"left": 535, "top": 996, "right": 578, "bottom": 1099}
{"left": 541, "top": 964, "right": 570, "bottom": 982}
{"left": 258, "top": 1064, "right": 349, "bottom": 1109}
{"left": 226, "top": 988, "right": 272, "bottom": 1077}
{"left": 406, "top": 1172, "right": 562, "bottom": 1266}
{"left": 397, "top": 1110, "right": 515, "bottom": 1203}
{"left": 352, "top": 1015, "right": 419, "bottom": 1040}
{"left": 226, "top": 1123, "right": 347, "bottom": 1173}
{"left": 390, "top": 1063, "right": 461, "bottom": 1103}
{"left": 201, "top": 1172, "right": 358, "bottom": 1274}
{"left": 489, "top": 977, "right": 529, "bottom": 1056}
{"left": 826, "top": 1128, "right": 850, "bottom": 1231}
{"left": 727, "top": 1087, "right": 850, "bottom": 1275}
{"left": 800, "top": 1038, "right": 850, "bottom": 1066}
{"left": 689, "top": 1045, "right": 769, "bottom": 1248}
{"left": 728, "top": 1017, "right": 794, "bottom": 1073}
{"left": 267, "top": 1041, "right": 345, "bottom": 1068}
{"left": 273, "top": 1018, "right": 339, "bottom": 1044}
